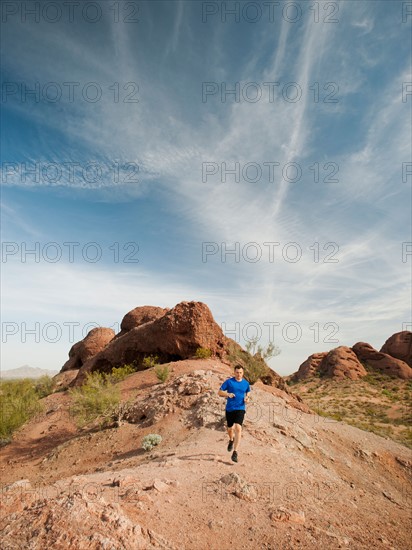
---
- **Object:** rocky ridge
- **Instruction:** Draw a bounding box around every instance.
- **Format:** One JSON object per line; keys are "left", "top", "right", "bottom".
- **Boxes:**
{"left": 290, "top": 331, "right": 412, "bottom": 381}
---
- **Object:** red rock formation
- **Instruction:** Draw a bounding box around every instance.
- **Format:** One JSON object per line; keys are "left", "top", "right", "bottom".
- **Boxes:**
{"left": 352, "top": 341, "right": 412, "bottom": 379}
{"left": 292, "top": 352, "right": 328, "bottom": 381}
{"left": 319, "top": 346, "right": 367, "bottom": 380}
{"left": 380, "top": 331, "right": 412, "bottom": 368}
{"left": 116, "top": 306, "right": 169, "bottom": 338}
{"left": 61, "top": 327, "right": 115, "bottom": 371}
{"left": 73, "top": 301, "right": 229, "bottom": 385}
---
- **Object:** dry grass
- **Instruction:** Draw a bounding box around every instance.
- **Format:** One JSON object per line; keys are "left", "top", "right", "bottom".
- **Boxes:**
{"left": 287, "top": 371, "right": 412, "bottom": 448}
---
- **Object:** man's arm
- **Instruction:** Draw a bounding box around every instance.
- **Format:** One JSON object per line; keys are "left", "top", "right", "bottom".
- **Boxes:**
{"left": 218, "top": 389, "right": 235, "bottom": 398}
{"left": 218, "top": 382, "right": 234, "bottom": 398}
{"left": 244, "top": 383, "right": 251, "bottom": 402}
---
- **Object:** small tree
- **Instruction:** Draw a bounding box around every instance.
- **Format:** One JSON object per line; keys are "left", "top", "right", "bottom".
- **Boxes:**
{"left": 154, "top": 364, "right": 170, "bottom": 383}
{"left": 245, "top": 338, "right": 281, "bottom": 361}
{"left": 242, "top": 339, "right": 281, "bottom": 384}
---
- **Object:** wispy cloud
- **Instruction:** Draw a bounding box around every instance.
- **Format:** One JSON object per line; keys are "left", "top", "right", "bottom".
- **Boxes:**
{"left": 168, "top": 0, "right": 184, "bottom": 55}
{"left": 2, "top": 1, "right": 410, "bottom": 373}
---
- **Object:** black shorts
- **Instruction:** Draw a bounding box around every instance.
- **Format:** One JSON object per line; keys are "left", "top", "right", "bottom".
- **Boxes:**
{"left": 225, "top": 410, "right": 245, "bottom": 427}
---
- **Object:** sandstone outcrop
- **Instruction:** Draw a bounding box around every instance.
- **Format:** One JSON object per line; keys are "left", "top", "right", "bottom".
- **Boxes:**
{"left": 319, "top": 346, "right": 367, "bottom": 380}
{"left": 290, "top": 331, "right": 412, "bottom": 381}
{"left": 116, "top": 306, "right": 169, "bottom": 338}
{"left": 291, "top": 352, "right": 328, "bottom": 381}
{"left": 73, "top": 301, "right": 229, "bottom": 385}
{"left": 352, "top": 341, "right": 412, "bottom": 379}
{"left": 61, "top": 327, "right": 115, "bottom": 371}
{"left": 380, "top": 331, "right": 412, "bottom": 368}
{"left": 58, "top": 302, "right": 298, "bottom": 393}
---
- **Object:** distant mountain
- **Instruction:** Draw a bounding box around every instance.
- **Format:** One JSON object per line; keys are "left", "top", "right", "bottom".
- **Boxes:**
{"left": 0, "top": 366, "right": 58, "bottom": 380}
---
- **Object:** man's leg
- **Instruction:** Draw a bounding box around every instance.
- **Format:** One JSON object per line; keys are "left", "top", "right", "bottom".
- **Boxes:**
{"left": 227, "top": 426, "right": 234, "bottom": 441}
{"left": 233, "top": 423, "right": 242, "bottom": 451}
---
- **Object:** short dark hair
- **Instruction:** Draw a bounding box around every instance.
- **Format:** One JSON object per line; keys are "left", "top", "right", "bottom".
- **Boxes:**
{"left": 234, "top": 364, "right": 244, "bottom": 371}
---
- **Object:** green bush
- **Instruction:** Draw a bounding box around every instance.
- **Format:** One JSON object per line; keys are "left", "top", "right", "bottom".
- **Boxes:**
{"left": 142, "top": 355, "right": 159, "bottom": 369}
{"left": 69, "top": 371, "right": 120, "bottom": 427}
{"left": 154, "top": 364, "right": 170, "bottom": 383}
{"left": 195, "top": 347, "right": 212, "bottom": 359}
{"left": 142, "top": 433, "right": 162, "bottom": 451}
{"left": 0, "top": 379, "right": 42, "bottom": 440}
{"left": 108, "top": 364, "right": 135, "bottom": 383}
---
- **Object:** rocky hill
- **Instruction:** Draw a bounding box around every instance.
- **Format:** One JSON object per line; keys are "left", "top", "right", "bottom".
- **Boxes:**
{"left": 56, "top": 301, "right": 288, "bottom": 391}
{"left": 289, "top": 331, "right": 412, "bottom": 382}
{"left": 286, "top": 332, "right": 412, "bottom": 450}
{"left": 1, "top": 359, "right": 411, "bottom": 549}
{"left": 286, "top": 373, "right": 412, "bottom": 449}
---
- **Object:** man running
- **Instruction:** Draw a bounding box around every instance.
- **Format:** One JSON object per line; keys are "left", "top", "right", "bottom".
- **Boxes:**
{"left": 218, "top": 364, "right": 251, "bottom": 463}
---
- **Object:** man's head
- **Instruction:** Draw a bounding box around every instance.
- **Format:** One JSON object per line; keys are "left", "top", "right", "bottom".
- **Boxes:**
{"left": 234, "top": 364, "right": 244, "bottom": 380}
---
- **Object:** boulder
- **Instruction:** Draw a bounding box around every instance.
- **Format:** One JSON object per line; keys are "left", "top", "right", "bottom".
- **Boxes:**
{"left": 116, "top": 306, "right": 169, "bottom": 338}
{"left": 259, "top": 367, "right": 289, "bottom": 392}
{"left": 291, "top": 352, "right": 328, "bottom": 381}
{"left": 352, "top": 342, "right": 412, "bottom": 379}
{"left": 73, "top": 302, "right": 229, "bottom": 385}
{"left": 380, "top": 331, "right": 412, "bottom": 368}
{"left": 319, "top": 346, "right": 367, "bottom": 380}
{"left": 61, "top": 327, "right": 115, "bottom": 371}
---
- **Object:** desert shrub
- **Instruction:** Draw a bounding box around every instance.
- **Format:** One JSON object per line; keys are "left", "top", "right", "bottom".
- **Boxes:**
{"left": 108, "top": 364, "right": 135, "bottom": 383}
{"left": 195, "top": 347, "right": 212, "bottom": 359}
{"left": 69, "top": 371, "right": 120, "bottom": 427}
{"left": 381, "top": 388, "right": 395, "bottom": 400}
{"left": 363, "top": 374, "right": 379, "bottom": 386}
{"left": 245, "top": 339, "right": 280, "bottom": 360}
{"left": 142, "top": 355, "right": 159, "bottom": 369}
{"left": 154, "top": 364, "right": 170, "bottom": 383}
{"left": 0, "top": 379, "right": 42, "bottom": 440}
{"left": 34, "top": 375, "right": 54, "bottom": 398}
{"left": 240, "top": 338, "right": 281, "bottom": 384}
{"left": 365, "top": 407, "right": 377, "bottom": 417}
{"left": 142, "top": 433, "right": 162, "bottom": 451}
{"left": 243, "top": 357, "right": 267, "bottom": 385}
{"left": 317, "top": 410, "right": 342, "bottom": 421}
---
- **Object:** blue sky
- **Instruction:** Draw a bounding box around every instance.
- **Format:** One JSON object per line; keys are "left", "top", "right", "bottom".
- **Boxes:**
{"left": 1, "top": 0, "right": 411, "bottom": 375}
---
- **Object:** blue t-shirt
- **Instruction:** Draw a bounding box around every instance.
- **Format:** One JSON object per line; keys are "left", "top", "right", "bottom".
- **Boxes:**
{"left": 220, "top": 377, "right": 251, "bottom": 412}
